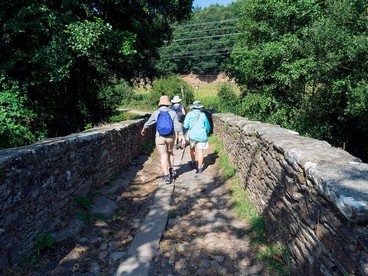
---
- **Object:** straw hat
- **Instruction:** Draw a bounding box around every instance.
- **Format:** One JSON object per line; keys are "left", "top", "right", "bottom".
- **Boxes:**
{"left": 158, "top": 95, "right": 172, "bottom": 106}
{"left": 171, "top": 95, "right": 182, "bottom": 103}
{"left": 190, "top": 100, "right": 203, "bottom": 109}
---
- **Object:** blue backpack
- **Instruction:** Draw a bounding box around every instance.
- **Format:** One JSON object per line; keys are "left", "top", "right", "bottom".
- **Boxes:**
{"left": 157, "top": 111, "right": 174, "bottom": 136}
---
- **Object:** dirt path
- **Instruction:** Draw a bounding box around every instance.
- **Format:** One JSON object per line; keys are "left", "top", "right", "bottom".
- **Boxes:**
{"left": 8, "top": 142, "right": 266, "bottom": 275}
{"left": 148, "top": 145, "right": 266, "bottom": 275}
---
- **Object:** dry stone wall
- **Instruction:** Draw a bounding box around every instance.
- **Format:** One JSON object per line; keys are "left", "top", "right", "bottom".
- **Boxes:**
{"left": 212, "top": 113, "right": 368, "bottom": 275}
{"left": 0, "top": 119, "right": 153, "bottom": 271}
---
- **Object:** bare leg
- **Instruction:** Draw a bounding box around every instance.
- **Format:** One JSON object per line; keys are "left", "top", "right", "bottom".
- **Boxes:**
{"left": 197, "top": 149, "right": 204, "bottom": 168}
{"left": 174, "top": 130, "right": 178, "bottom": 146}
{"left": 168, "top": 150, "right": 174, "bottom": 169}
{"left": 160, "top": 153, "right": 169, "bottom": 175}
{"left": 190, "top": 147, "right": 196, "bottom": 161}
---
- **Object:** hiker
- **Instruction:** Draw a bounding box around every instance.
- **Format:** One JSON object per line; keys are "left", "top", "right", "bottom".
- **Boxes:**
{"left": 171, "top": 95, "right": 186, "bottom": 149}
{"left": 140, "top": 95, "right": 184, "bottom": 184}
{"left": 183, "top": 100, "right": 211, "bottom": 173}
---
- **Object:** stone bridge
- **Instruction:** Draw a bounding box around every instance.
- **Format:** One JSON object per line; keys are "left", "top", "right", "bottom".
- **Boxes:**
{"left": 1, "top": 114, "right": 368, "bottom": 275}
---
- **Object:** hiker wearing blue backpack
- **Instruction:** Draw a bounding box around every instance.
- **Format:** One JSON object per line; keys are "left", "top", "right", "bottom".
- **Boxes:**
{"left": 171, "top": 95, "right": 186, "bottom": 149}
{"left": 140, "top": 95, "right": 184, "bottom": 184}
{"left": 183, "top": 100, "right": 211, "bottom": 174}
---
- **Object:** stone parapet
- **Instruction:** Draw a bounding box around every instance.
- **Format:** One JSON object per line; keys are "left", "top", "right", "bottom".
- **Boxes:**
{"left": 212, "top": 113, "right": 368, "bottom": 275}
{"left": 0, "top": 119, "right": 153, "bottom": 271}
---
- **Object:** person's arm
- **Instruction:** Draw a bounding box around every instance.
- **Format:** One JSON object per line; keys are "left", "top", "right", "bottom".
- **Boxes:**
{"left": 202, "top": 113, "right": 211, "bottom": 134}
{"left": 183, "top": 112, "right": 190, "bottom": 131}
{"left": 140, "top": 111, "right": 157, "bottom": 136}
{"left": 173, "top": 112, "right": 183, "bottom": 136}
{"left": 181, "top": 105, "right": 186, "bottom": 116}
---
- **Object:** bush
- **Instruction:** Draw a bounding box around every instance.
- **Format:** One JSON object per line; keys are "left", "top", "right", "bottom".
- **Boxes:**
{"left": 217, "top": 84, "right": 238, "bottom": 113}
{"left": 0, "top": 78, "right": 47, "bottom": 149}
{"left": 199, "top": 95, "right": 220, "bottom": 111}
{"left": 237, "top": 93, "right": 275, "bottom": 122}
{"left": 150, "top": 75, "right": 195, "bottom": 108}
{"left": 99, "top": 79, "right": 134, "bottom": 109}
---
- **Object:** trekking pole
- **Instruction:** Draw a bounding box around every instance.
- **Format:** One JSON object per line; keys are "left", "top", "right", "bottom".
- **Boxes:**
{"left": 179, "top": 143, "right": 187, "bottom": 166}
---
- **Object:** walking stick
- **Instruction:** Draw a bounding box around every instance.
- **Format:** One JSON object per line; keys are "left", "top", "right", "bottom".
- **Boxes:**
{"left": 180, "top": 143, "right": 187, "bottom": 166}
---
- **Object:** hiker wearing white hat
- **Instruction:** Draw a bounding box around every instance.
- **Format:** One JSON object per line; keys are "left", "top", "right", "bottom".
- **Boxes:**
{"left": 171, "top": 95, "right": 186, "bottom": 149}
{"left": 183, "top": 100, "right": 211, "bottom": 173}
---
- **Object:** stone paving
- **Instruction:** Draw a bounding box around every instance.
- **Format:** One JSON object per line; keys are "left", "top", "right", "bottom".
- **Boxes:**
{"left": 117, "top": 144, "right": 266, "bottom": 275}
{"left": 6, "top": 142, "right": 266, "bottom": 275}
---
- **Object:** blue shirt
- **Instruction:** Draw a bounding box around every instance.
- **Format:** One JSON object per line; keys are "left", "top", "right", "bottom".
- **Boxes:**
{"left": 183, "top": 109, "right": 211, "bottom": 142}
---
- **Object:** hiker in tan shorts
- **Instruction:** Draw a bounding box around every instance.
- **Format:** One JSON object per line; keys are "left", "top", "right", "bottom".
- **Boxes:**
{"left": 141, "top": 95, "right": 184, "bottom": 184}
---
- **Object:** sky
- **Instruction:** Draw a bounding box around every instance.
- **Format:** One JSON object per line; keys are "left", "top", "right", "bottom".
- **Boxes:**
{"left": 192, "top": 0, "right": 235, "bottom": 8}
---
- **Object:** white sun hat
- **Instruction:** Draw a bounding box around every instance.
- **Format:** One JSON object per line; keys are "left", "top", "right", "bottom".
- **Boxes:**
{"left": 171, "top": 95, "right": 182, "bottom": 103}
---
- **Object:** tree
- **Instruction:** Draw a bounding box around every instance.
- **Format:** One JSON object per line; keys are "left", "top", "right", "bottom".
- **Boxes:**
{"left": 156, "top": 2, "right": 242, "bottom": 75}
{"left": 228, "top": 0, "right": 368, "bottom": 161}
{"left": 0, "top": 0, "right": 192, "bottom": 146}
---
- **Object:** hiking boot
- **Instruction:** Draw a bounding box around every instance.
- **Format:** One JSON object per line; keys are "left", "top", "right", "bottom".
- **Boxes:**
{"left": 164, "top": 174, "right": 171, "bottom": 184}
{"left": 197, "top": 166, "right": 204, "bottom": 174}
{"left": 189, "top": 161, "right": 196, "bottom": 169}
{"left": 169, "top": 168, "right": 176, "bottom": 179}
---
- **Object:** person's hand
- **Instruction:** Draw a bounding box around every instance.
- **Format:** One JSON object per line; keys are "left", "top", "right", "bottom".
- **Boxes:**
{"left": 140, "top": 128, "right": 147, "bottom": 136}
{"left": 179, "top": 135, "right": 186, "bottom": 147}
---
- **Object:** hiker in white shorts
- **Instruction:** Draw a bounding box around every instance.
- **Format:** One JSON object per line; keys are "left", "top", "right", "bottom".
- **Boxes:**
{"left": 183, "top": 100, "right": 211, "bottom": 174}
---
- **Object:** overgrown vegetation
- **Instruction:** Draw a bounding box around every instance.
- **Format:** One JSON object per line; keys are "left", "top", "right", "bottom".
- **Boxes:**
{"left": 149, "top": 75, "right": 195, "bottom": 108}
{"left": 227, "top": 0, "right": 368, "bottom": 161}
{"left": 2, "top": 0, "right": 367, "bottom": 162}
{"left": 210, "top": 135, "right": 290, "bottom": 275}
{"left": 0, "top": 0, "right": 192, "bottom": 149}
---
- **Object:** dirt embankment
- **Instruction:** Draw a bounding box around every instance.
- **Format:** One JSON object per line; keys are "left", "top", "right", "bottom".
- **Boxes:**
{"left": 180, "top": 72, "right": 233, "bottom": 85}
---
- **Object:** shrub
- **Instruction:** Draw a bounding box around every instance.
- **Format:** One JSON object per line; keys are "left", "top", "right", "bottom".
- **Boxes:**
{"left": 217, "top": 83, "right": 238, "bottom": 113}
{"left": 0, "top": 78, "right": 47, "bottom": 149}
{"left": 150, "top": 75, "right": 195, "bottom": 108}
{"left": 99, "top": 79, "right": 134, "bottom": 109}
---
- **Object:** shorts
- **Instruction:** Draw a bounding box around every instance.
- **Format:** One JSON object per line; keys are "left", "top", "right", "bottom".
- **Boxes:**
{"left": 190, "top": 139, "right": 209, "bottom": 150}
{"left": 155, "top": 134, "right": 175, "bottom": 155}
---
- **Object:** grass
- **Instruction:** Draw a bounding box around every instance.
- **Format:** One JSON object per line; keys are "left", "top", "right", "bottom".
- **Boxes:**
{"left": 190, "top": 82, "right": 241, "bottom": 99}
{"left": 209, "top": 135, "right": 290, "bottom": 276}
{"left": 123, "top": 82, "right": 240, "bottom": 111}
{"left": 109, "top": 110, "right": 147, "bottom": 122}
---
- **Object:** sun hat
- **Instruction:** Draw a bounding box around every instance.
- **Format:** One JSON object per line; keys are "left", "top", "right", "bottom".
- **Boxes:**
{"left": 171, "top": 95, "right": 182, "bottom": 103}
{"left": 158, "top": 95, "right": 172, "bottom": 106}
{"left": 190, "top": 100, "right": 203, "bottom": 109}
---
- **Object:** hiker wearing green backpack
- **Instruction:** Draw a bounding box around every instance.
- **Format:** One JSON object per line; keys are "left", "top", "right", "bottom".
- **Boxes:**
{"left": 140, "top": 95, "right": 184, "bottom": 184}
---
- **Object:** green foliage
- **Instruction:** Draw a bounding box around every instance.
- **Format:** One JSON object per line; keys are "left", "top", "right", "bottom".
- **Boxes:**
{"left": 109, "top": 111, "right": 145, "bottom": 122}
{"left": 156, "top": 3, "right": 241, "bottom": 75}
{"left": 217, "top": 83, "right": 238, "bottom": 112}
{"left": 227, "top": 0, "right": 368, "bottom": 161}
{"left": 0, "top": 0, "right": 192, "bottom": 147}
{"left": 199, "top": 95, "right": 221, "bottom": 111}
{"left": 150, "top": 75, "right": 195, "bottom": 108}
{"left": 34, "top": 233, "right": 54, "bottom": 255}
{"left": 143, "top": 139, "right": 156, "bottom": 154}
{"left": 0, "top": 78, "right": 47, "bottom": 149}
{"left": 100, "top": 79, "right": 134, "bottom": 110}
